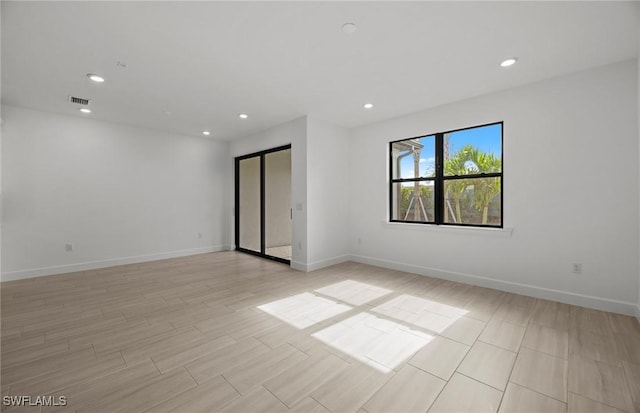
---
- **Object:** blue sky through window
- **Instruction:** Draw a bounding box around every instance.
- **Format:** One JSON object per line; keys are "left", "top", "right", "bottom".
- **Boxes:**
{"left": 398, "top": 136, "right": 435, "bottom": 179}
{"left": 399, "top": 123, "right": 501, "bottom": 179}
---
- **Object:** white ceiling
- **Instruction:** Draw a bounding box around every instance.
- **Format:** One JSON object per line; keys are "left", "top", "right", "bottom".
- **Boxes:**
{"left": 2, "top": 1, "right": 639, "bottom": 141}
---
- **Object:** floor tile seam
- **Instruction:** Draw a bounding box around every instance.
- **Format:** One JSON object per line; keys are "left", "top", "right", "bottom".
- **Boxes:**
{"left": 566, "top": 391, "right": 633, "bottom": 413}
{"left": 455, "top": 368, "right": 509, "bottom": 394}
{"left": 496, "top": 308, "right": 534, "bottom": 412}
{"left": 260, "top": 384, "right": 290, "bottom": 409}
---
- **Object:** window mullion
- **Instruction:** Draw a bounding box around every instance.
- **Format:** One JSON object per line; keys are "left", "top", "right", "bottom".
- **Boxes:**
{"left": 389, "top": 122, "right": 502, "bottom": 227}
{"left": 435, "top": 133, "right": 444, "bottom": 224}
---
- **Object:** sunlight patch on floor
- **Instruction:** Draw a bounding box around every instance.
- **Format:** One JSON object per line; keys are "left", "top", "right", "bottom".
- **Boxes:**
{"left": 312, "top": 312, "right": 433, "bottom": 373}
{"left": 314, "top": 280, "right": 392, "bottom": 305}
{"left": 371, "top": 294, "right": 468, "bottom": 333}
{"left": 257, "top": 286, "right": 469, "bottom": 373}
{"left": 256, "top": 292, "right": 352, "bottom": 329}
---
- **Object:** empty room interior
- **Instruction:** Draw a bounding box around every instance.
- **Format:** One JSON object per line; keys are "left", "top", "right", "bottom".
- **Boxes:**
{"left": 2, "top": 1, "right": 640, "bottom": 412}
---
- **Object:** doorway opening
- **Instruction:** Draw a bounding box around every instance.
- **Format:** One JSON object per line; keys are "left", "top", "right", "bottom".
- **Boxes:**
{"left": 235, "top": 144, "right": 292, "bottom": 264}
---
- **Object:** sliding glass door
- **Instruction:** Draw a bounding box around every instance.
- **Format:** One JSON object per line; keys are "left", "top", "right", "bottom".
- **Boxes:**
{"left": 237, "top": 156, "right": 261, "bottom": 253}
{"left": 235, "top": 145, "right": 292, "bottom": 263}
{"left": 264, "top": 149, "right": 292, "bottom": 260}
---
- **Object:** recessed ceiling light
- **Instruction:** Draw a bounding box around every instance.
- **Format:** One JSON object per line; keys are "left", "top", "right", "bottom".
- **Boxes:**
{"left": 500, "top": 57, "right": 518, "bottom": 67}
{"left": 87, "top": 73, "right": 105, "bottom": 82}
{"left": 363, "top": 103, "right": 373, "bottom": 109}
{"left": 342, "top": 23, "right": 357, "bottom": 34}
{"left": 202, "top": 131, "right": 211, "bottom": 136}
{"left": 79, "top": 108, "right": 91, "bottom": 114}
{"left": 239, "top": 113, "right": 248, "bottom": 119}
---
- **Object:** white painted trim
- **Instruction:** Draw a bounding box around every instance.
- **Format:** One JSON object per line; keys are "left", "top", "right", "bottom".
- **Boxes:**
{"left": 289, "top": 255, "right": 350, "bottom": 272}
{"left": 348, "top": 253, "right": 638, "bottom": 316}
{"left": 290, "top": 260, "right": 307, "bottom": 272}
{"left": 1, "top": 246, "right": 226, "bottom": 282}
{"left": 306, "top": 255, "right": 351, "bottom": 272}
{"left": 382, "top": 221, "right": 514, "bottom": 237}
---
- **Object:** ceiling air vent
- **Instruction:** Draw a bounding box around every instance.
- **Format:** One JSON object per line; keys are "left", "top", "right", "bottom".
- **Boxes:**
{"left": 69, "top": 96, "right": 90, "bottom": 105}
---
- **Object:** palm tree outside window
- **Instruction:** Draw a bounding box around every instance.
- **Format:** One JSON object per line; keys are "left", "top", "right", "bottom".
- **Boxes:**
{"left": 389, "top": 122, "right": 503, "bottom": 227}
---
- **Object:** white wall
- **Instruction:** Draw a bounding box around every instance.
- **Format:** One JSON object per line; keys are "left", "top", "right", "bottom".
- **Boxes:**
{"left": 229, "top": 116, "right": 307, "bottom": 269}
{"left": 3, "top": 62, "right": 638, "bottom": 318}
{"left": 348, "top": 60, "right": 639, "bottom": 315}
{"left": 0, "top": 109, "right": 3, "bottom": 283}
{"left": 229, "top": 116, "right": 351, "bottom": 271}
{"left": 306, "top": 117, "right": 350, "bottom": 270}
{"left": 1, "top": 105, "right": 229, "bottom": 281}
{"left": 1, "top": 5, "right": 3, "bottom": 283}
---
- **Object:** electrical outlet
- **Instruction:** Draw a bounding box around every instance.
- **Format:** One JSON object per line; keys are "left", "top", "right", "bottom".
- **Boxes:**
{"left": 65, "top": 243, "right": 74, "bottom": 252}
{"left": 572, "top": 263, "right": 582, "bottom": 274}
{"left": 357, "top": 237, "right": 362, "bottom": 245}
{"left": 198, "top": 232, "right": 202, "bottom": 239}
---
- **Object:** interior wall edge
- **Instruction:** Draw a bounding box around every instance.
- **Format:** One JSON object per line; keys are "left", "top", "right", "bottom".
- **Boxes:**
{"left": 292, "top": 254, "right": 351, "bottom": 272}
{"left": 0, "top": 245, "right": 226, "bottom": 282}
{"left": 349, "top": 253, "right": 638, "bottom": 317}
{"left": 290, "top": 260, "right": 306, "bottom": 272}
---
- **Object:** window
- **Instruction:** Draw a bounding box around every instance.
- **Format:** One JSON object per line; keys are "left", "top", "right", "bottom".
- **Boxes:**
{"left": 390, "top": 122, "right": 503, "bottom": 227}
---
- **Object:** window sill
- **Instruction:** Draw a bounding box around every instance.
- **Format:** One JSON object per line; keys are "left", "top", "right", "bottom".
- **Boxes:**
{"left": 382, "top": 221, "right": 514, "bottom": 237}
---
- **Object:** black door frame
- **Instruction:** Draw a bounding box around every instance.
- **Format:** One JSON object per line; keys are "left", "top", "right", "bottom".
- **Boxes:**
{"left": 234, "top": 144, "right": 292, "bottom": 264}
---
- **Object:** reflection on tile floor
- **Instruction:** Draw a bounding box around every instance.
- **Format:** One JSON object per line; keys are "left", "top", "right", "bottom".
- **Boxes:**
{"left": 256, "top": 292, "right": 351, "bottom": 329}
{"left": 261, "top": 282, "right": 466, "bottom": 373}
{"left": 313, "top": 312, "right": 433, "bottom": 372}
{"left": 6, "top": 252, "right": 639, "bottom": 412}
{"left": 266, "top": 245, "right": 292, "bottom": 260}
{"left": 315, "top": 279, "right": 392, "bottom": 305}
{"left": 372, "top": 294, "right": 468, "bottom": 333}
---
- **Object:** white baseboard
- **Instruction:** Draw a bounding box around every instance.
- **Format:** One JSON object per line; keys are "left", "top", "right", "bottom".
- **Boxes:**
{"left": 1, "top": 246, "right": 227, "bottom": 282}
{"left": 290, "top": 260, "right": 307, "bottom": 272}
{"left": 349, "top": 254, "right": 638, "bottom": 317}
{"left": 306, "top": 255, "right": 351, "bottom": 272}
{"left": 290, "top": 255, "right": 350, "bottom": 272}
{"left": 5, "top": 247, "right": 637, "bottom": 318}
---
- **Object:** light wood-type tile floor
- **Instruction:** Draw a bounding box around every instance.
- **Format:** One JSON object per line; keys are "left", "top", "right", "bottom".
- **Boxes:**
{"left": 1, "top": 251, "right": 639, "bottom": 412}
